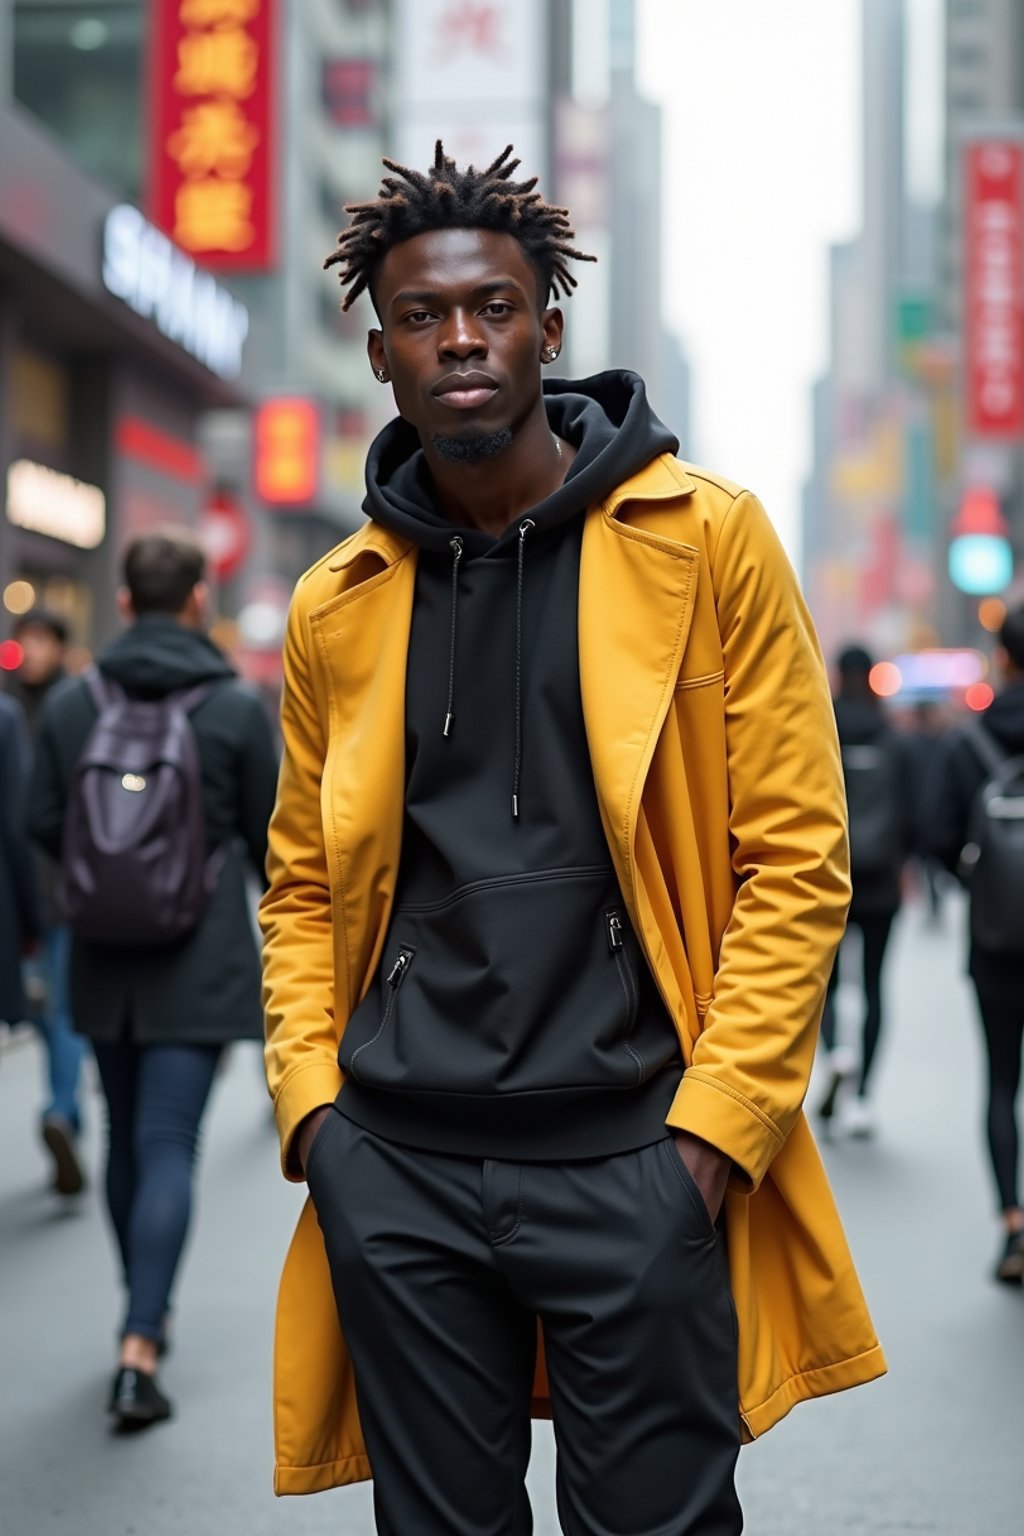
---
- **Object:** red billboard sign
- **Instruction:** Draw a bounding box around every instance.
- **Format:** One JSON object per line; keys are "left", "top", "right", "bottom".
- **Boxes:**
{"left": 148, "top": 0, "right": 276, "bottom": 271}
{"left": 964, "top": 139, "right": 1024, "bottom": 439}
{"left": 254, "top": 397, "right": 321, "bottom": 505}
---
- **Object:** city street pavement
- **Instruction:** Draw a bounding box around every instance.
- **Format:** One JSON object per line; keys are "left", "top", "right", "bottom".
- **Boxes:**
{"left": 2, "top": 892, "right": 1021, "bottom": 1535}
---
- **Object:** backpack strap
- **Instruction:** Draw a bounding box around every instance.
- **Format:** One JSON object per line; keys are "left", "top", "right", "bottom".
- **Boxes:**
{"left": 172, "top": 680, "right": 222, "bottom": 717}
{"left": 83, "top": 666, "right": 125, "bottom": 713}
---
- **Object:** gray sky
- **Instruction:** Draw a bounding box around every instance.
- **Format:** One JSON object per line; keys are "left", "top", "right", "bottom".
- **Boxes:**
{"left": 636, "top": 0, "right": 943, "bottom": 564}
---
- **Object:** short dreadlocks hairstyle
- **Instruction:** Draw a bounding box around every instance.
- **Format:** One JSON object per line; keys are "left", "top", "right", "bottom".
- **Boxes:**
{"left": 324, "top": 142, "right": 597, "bottom": 313}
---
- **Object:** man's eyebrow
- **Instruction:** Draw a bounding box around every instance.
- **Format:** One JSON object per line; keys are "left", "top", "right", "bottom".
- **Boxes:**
{"left": 389, "top": 277, "right": 528, "bottom": 309}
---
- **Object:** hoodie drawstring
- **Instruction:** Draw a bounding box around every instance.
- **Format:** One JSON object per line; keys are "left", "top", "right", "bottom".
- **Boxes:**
{"left": 512, "top": 519, "right": 535, "bottom": 819}
{"left": 442, "top": 520, "right": 534, "bottom": 822}
{"left": 443, "top": 536, "right": 463, "bottom": 737}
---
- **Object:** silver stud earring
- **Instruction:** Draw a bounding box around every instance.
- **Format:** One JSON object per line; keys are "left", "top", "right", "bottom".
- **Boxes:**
{"left": 376, "top": 369, "right": 388, "bottom": 383}
{"left": 544, "top": 347, "right": 559, "bottom": 362}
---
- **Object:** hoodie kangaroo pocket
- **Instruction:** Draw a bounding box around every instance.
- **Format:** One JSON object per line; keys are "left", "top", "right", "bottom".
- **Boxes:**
{"left": 337, "top": 866, "right": 673, "bottom": 1099}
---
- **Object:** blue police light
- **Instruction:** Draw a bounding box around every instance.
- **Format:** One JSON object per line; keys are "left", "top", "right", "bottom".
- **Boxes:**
{"left": 948, "top": 533, "right": 1013, "bottom": 595}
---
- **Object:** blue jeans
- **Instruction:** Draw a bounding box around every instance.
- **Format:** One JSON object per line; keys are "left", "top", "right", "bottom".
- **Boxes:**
{"left": 28, "top": 925, "right": 87, "bottom": 1131}
{"left": 92, "top": 1040, "right": 221, "bottom": 1342}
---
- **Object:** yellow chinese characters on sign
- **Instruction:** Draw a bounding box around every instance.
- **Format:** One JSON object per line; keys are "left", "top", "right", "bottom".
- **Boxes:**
{"left": 168, "top": 101, "right": 260, "bottom": 179}
{"left": 174, "top": 180, "right": 255, "bottom": 253}
{"left": 173, "top": 28, "right": 258, "bottom": 98}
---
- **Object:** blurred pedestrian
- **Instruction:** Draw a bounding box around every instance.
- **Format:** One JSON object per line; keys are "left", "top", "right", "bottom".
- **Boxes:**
{"left": 817, "top": 645, "right": 916, "bottom": 1136}
{"left": 5, "top": 606, "right": 87, "bottom": 1194}
{"left": 29, "top": 530, "right": 278, "bottom": 1428}
{"left": 923, "top": 604, "right": 1024, "bottom": 1283}
{"left": 261, "top": 144, "right": 883, "bottom": 1529}
{"left": 0, "top": 693, "right": 40, "bottom": 1030}
{"left": 904, "top": 698, "right": 949, "bottom": 923}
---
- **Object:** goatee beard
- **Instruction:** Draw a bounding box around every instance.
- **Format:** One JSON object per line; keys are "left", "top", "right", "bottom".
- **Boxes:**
{"left": 430, "top": 426, "right": 513, "bottom": 465}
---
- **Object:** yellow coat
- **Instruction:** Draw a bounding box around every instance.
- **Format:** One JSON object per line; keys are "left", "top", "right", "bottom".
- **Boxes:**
{"left": 261, "top": 454, "right": 886, "bottom": 1497}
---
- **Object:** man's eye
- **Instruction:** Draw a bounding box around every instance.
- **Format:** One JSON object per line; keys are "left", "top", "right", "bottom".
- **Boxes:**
{"left": 482, "top": 302, "right": 512, "bottom": 316}
{"left": 406, "top": 310, "right": 434, "bottom": 324}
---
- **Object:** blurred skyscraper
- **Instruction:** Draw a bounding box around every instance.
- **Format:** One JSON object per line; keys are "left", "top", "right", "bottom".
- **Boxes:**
{"left": 547, "top": 0, "right": 690, "bottom": 449}
{"left": 805, "top": 0, "right": 1024, "bottom": 662}
{"left": 803, "top": 0, "right": 950, "bottom": 659}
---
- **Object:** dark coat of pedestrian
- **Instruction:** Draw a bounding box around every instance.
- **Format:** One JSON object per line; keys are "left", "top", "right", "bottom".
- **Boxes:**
{"left": 0, "top": 694, "right": 40, "bottom": 1023}
{"left": 833, "top": 689, "right": 917, "bottom": 918}
{"left": 923, "top": 676, "right": 1024, "bottom": 997}
{"left": 922, "top": 606, "right": 1024, "bottom": 1284}
{"left": 30, "top": 613, "right": 278, "bottom": 1045}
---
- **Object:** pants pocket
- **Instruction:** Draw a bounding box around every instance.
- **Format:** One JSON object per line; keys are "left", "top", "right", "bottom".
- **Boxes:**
{"left": 657, "top": 1135, "right": 717, "bottom": 1241}
{"left": 303, "top": 1104, "right": 342, "bottom": 1186}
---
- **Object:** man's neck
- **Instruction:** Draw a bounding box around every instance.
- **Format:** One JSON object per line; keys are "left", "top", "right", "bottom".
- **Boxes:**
{"left": 424, "top": 404, "right": 571, "bottom": 539}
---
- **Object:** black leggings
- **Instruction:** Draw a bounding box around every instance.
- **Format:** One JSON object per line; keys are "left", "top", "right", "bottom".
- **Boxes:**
{"left": 819, "top": 912, "right": 895, "bottom": 1095}
{"left": 972, "top": 986, "right": 1024, "bottom": 1212}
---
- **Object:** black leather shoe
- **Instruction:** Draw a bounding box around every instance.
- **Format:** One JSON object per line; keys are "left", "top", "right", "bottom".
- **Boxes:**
{"left": 108, "top": 1367, "right": 173, "bottom": 1427}
{"left": 41, "top": 1114, "right": 85, "bottom": 1196}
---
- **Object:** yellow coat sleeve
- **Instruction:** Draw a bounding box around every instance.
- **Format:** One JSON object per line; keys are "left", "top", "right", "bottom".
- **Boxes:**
{"left": 260, "top": 591, "right": 344, "bottom": 1180}
{"left": 666, "top": 491, "right": 851, "bottom": 1188}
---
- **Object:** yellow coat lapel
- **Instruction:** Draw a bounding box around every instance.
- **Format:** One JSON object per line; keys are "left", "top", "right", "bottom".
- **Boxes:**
{"left": 579, "top": 461, "right": 700, "bottom": 922}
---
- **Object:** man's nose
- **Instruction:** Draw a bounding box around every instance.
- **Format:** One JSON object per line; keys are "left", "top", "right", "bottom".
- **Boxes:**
{"left": 438, "top": 310, "right": 486, "bottom": 359}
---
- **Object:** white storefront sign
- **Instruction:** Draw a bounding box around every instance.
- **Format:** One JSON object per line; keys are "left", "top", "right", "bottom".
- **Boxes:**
{"left": 393, "top": 0, "right": 546, "bottom": 187}
{"left": 6, "top": 459, "right": 106, "bottom": 549}
{"left": 102, "top": 205, "right": 250, "bottom": 381}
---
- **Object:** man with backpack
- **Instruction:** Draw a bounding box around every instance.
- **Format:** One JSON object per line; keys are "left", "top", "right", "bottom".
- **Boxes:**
{"left": 817, "top": 645, "right": 916, "bottom": 1137}
{"left": 924, "top": 604, "right": 1024, "bottom": 1283}
{"left": 29, "top": 529, "right": 278, "bottom": 1426}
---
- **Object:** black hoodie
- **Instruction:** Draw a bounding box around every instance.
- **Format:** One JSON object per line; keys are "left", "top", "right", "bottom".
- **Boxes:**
{"left": 335, "top": 372, "right": 685, "bottom": 1159}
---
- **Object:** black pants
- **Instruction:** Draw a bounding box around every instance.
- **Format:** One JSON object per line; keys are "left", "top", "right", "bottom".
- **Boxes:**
{"left": 308, "top": 1113, "right": 742, "bottom": 1536}
{"left": 819, "top": 911, "right": 895, "bottom": 1095}
{"left": 972, "top": 983, "right": 1024, "bottom": 1212}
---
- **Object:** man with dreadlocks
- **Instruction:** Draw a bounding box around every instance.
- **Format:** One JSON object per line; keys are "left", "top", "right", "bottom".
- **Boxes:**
{"left": 261, "top": 143, "right": 884, "bottom": 1531}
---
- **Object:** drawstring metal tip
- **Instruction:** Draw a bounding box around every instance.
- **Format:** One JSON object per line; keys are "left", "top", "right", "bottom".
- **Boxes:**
{"left": 443, "top": 712, "right": 454, "bottom": 738}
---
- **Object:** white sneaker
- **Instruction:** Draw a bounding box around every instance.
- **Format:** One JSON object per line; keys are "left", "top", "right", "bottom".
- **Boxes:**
{"left": 816, "top": 1046, "right": 858, "bottom": 1126}
{"left": 839, "top": 1096, "right": 875, "bottom": 1139}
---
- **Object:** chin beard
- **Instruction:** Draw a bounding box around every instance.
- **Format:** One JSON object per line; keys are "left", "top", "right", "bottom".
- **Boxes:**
{"left": 430, "top": 426, "right": 513, "bottom": 465}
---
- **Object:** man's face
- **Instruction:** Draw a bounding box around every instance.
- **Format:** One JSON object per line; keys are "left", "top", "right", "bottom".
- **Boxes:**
{"left": 16, "top": 623, "right": 64, "bottom": 686}
{"left": 367, "top": 227, "right": 563, "bottom": 461}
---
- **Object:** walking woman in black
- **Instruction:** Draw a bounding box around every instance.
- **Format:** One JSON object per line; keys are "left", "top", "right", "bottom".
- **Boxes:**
{"left": 925, "top": 604, "right": 1024, "bottom": 1283}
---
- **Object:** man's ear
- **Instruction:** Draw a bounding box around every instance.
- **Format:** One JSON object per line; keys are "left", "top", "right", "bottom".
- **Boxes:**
{"left": 368, "top": 329, "right": 388, "bottom": 382}
{"left": 179, "top": 583, "right": 210, "bottom": 629}
{"left": 116, "top": 588, "right": 134, "bottom": 624}
{"left": 541, "top": 306, "right": 565, "bottom": 362}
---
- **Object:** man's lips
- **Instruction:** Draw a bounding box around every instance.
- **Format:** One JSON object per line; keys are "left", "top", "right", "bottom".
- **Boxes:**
{"left": 431, "top": 372, "right": 500, "bottom": 410}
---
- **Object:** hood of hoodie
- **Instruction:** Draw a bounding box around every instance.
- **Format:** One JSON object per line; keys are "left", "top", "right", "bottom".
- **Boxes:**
{"left": 833, "top": 693, "right": 891, "bottom": 746}
{"left": 362, "top": 369, "right": 679, "bottom": 557}
{"left": 98, "top": 615, "right": 235, "bottom": 697}
{"left": 985, "top": 679, "right": 1024, "bottom": 753}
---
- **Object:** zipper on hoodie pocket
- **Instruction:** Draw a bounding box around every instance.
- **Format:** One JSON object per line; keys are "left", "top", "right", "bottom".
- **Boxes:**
{"left": 606, "top": 910, "right": 645, "bottom": 1085}
{"left": 349, "top": 948, "right": 414, "bottom": 1082}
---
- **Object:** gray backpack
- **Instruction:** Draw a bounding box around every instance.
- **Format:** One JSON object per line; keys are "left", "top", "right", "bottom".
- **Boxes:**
{"left": 59, "top": 669, "right": 223, "bottom": 946}
{"left": 959, "top": 719, "right": 1024, "bottom": 953}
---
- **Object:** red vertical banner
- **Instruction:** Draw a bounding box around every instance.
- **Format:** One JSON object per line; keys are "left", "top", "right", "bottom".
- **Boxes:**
{"left": 148, "top": 0, "right": 276, "bottom": 271}
{"left": 964, "top": 139, "right": 1024, "bottom": 439}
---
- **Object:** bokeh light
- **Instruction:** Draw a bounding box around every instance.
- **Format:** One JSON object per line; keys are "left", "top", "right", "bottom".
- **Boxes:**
{"left": 0, "top": 640, "right": 25, "bottom": 671}
{"left": 978, "top": 597, "right": 1007, "bottom": 633}
{"left": 3, "top": 580, "right": 36, "bottom": 615}
{"left": 868, "top": 661, "right": 902, "bottom": 698}
{"left": 965, "top": 682, "right": 995, "bottom": 712}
